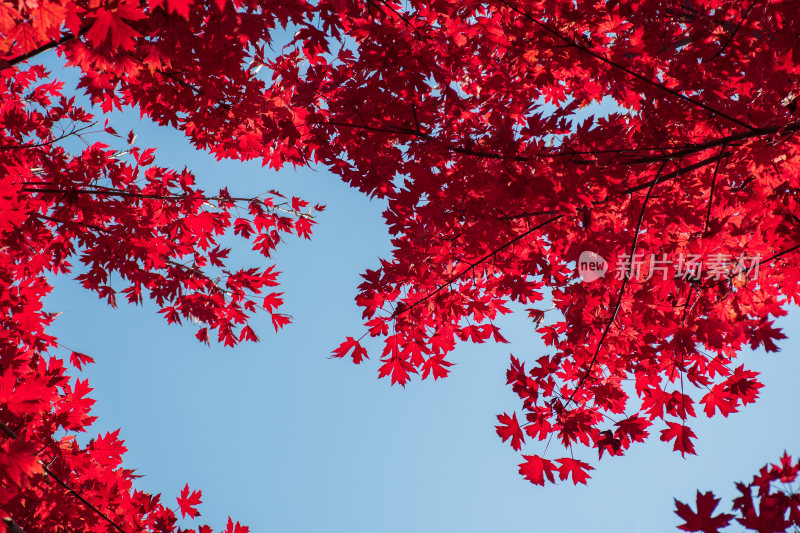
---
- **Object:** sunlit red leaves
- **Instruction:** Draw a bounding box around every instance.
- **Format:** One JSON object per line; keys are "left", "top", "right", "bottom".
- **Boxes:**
{"left": 177, "top": 483, "right": 203, "bottom": 519}
{"left": 0, "top": 368, "right": 54, "bottom": 415}
{"left": 332, "top": 336, "right": 369, "bottom": 364}
{"left": 518, "top": 455, "right": 556, "bottom": 486}
{"left": 0, "top": 439, "right": 44, "bottom": 490}
{"left": 556, "top": 458, "right": 593, "bottom": 485}
{"left": 723, "top": 366, "right": 763, "bottom": 407}
{"left": 0, "top": 177, "right": 27, "bottom": 232}
{"left": 295, "top": 217, "right": 314, "bottom": 239}
{"left": 271, "top": 313, "right": 291, "bottom": 332}
{"left": 701, "top": 366, "right": 764, "bottom": 418}
{"left": 660, "top": 423, "right": 698, "bottom": 458}
{"left": 56, "top": 378, "right": 97, "bottom": 430}
{"left": 700, "top": 384, "right": 739, "bottom": 418}
{"left": 0, "top": 34, "right": 314, "bottom": 530}
{"left": 69, "top": 350, "right": 95, "bottom": 370}
{"left": 147, "top": 0, "right": 194, "bottom": 18}
{"left": 517, "top": 454, "right": 591, "bottom": 487}
{"left": 377, "top": 355, "right": 416, "bottom": 387}
{"left": 3, "top": 0, "right": 800, "bottom": 525}
{"left": 195, "top": 327, "right": 210, "bottom": 344}
{"left": 613, "top": 415, "right": 650, "bottom": 448}
{"left": 0, "top": 347, "right": 200, "bottom": 529}
{"left": 85, "top": 0, "right": 145, "bottom": 50}
{"left": 748, "top": 319, "right": 787, "bottom": 353}
{"left": 18, "top": 129, "right": 314, "bottom": 347}
{"left": 421, "top": 354, "right": 452, "bottom": 380}
{"left": 0, "top": 0, "right": 70, "bottom": 56}
{"left": 495, "top": 412, "right": 525, "bottom": 451}
{"left": 223, "top": 518, "right": 250, "bottom": 533}
{"left": 774, "top": 451, "right": 800, "bottom": 483}
{"left": 86, "top": 429, "right": 128, "bottom": 469}
{"left": 298, "top": 0, "right": 800, "bottom": 492}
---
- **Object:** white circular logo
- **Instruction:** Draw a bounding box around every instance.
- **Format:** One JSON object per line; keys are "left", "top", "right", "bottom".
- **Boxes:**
{"left": 578, "top": 251, "right": 608, "bottom": 282}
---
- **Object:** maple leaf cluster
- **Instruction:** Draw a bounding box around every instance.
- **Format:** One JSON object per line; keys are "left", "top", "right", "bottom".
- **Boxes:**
{"left": 2, "top": 0, "right": 323, "bottom": 528}
{"left": 2, "top": 0, "right": 800, "bottom": 528}
{"left": 319, "top": 0, "right": 800, "bottom": 488}
{"left": 675, "top": 452, "right": 800, "bottom": 533}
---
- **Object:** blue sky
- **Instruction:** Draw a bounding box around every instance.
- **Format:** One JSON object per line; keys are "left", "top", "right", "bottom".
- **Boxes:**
{"left": 39, "top": 56, "right": 800, "bottom": 533}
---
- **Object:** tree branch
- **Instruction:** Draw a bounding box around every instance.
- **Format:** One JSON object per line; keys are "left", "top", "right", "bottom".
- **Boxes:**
{"left": 2, "top": 517, "right": 25, "bottom": 533}
{"left": 390, "top": 214, "right": 563, "bottom": 320}
{"left": 22, "top": 188, "right": 315, "bottom": 219}
{"left": 621, "top": 151, "right": 728, "bottom": 194}
{"left": 565, "top": 161, "right": 668, "bottom": 408}
{"left": 320, "top": 119, "right": 800, "bottom": 166}
{"left": 1, "top": 25, "right": 92, "bottom": 68}
{"left": 493, "top": 0, "right": 756, "bottom": 131}
{"left": 0, "top": 421, "right": 125, "bottom": 533}
{"left": 705, "top": 0, "right": 760, "bottom": 62}
{"left": 0, "top": 123, "right": 98, "bottom": 152}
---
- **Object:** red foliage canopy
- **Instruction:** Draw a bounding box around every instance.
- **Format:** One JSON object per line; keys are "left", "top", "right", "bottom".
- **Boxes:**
{"left": 1, "top": 0, "right": 799, "bottom": 530}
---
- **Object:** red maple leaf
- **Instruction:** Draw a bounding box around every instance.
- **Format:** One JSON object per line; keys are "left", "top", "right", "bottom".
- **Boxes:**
{"left": 675, "top": 491, "right": 734, "bottom": 533}
{"left": 495, "top": 412, "right": 525, "bottom": 451}
{"left": 177, "top": 483, "right": 203, "bottom": 519}
{"left": 223, "top": 518, "right": 250, "bottom": 533}
{"left": 660, "top": 423, "right": 698, "bottom": 457}
{"left": 69, "top": 351, "right": 95, "bottom": 371}
{"left": 421, "top": 354, "right": 452, "bottom": 380}
{"left": 377, "top": 356, "right": 417, "bottom": 387}
{"left": 271, "top": 313, "right": 291, "bottom": 332}
{"left": 748, "top": 319, "right": 786, "bottom": 353}
{"left": 332, "top": 337, "right": 369, "bottom": 364}
{"left": 518, "top": 455, "right": 557, "bottom": 486}
{"left": 700, "top": 385, "right": 738, "bottom": 418}
{"left": 556, "top": 457, "right": 594, "bottom": 485}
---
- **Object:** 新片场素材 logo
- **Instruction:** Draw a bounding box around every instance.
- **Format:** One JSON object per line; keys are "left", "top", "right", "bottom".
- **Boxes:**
{"left": 578, "top": 251, "right": 608, "bottom": 282}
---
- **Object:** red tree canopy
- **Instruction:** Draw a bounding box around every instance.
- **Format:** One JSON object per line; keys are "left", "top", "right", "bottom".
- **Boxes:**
{"left": 2, "top": 0, "right": 800, "bottom": 530}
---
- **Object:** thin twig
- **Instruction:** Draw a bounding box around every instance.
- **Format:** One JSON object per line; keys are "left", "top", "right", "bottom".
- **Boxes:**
{"left": 705, "top": 0, "right": 760, "bottom": 62}
{"left": 319, "top": 119, "right": 800, "bottom": 167}
{"left": 22, "top": 188, "right": 315, "bottom": 219}
{"left": 0, "top": 123, "right": 97, "bottom": 152}
{"left": 703, "top": 241, "right": 800, "bottom": 290}
{"left": 365, "top": 0, "right": 422, "bottom": 38}
{"left": 621, "top": 151, "right": 728, "bottom": 194}
{"left": 390, "top": 215, "right": 563, "bottom": 320}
